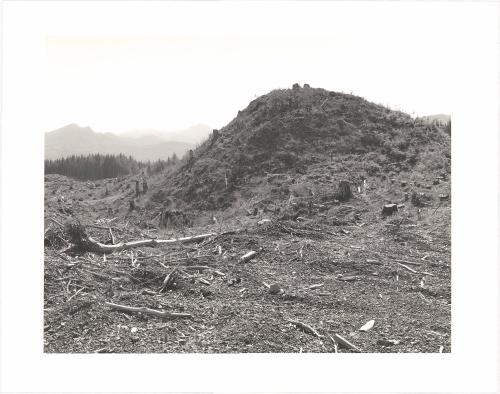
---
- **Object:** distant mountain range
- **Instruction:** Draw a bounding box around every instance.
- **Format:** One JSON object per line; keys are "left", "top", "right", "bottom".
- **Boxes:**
{"left": 121, "top": 124, "right": 213, "bottom": 145}
{"left": 45, "top": 123, "right": 213, "bottom": 161}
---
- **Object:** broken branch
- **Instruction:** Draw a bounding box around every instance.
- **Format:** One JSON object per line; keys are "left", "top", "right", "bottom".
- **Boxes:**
{"left": 104, "top": 302, "right": 192, "bottom": 319}
{"left": 330, "top": 333, "right": 361, "bottom": 352}
{"left": 239, "top": 250, "right": 259, "bottom": 263}
{"left": 286, "top": 319, "right": 323, "bottom": 338}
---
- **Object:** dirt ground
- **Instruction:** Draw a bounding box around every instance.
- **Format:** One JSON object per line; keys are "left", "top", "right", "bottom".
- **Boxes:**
{"left": 44, "top": 173, "right": 451, "bottom": 353}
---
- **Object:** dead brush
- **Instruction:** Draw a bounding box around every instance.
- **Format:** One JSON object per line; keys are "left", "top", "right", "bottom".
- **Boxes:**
{"left": 44, "top": 225, "right": 68, "bottom": 248}
{"left": 63, "top": 220, "right": 100, "bottom": 253}
{"left": 411, "top": 191, "right": 432, "bottom": 207}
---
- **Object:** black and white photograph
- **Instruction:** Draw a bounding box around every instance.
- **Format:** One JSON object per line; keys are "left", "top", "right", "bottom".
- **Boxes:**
{"left": 1, "top": 0, "right": 498, "bottom": 392}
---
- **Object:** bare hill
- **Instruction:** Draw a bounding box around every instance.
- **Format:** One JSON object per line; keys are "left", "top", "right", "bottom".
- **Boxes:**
{"left": 155, "top": 85, "right": 450, "bottom": 210}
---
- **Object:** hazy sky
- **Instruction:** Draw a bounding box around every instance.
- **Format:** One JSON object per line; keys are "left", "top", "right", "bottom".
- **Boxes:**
{"left": 4, "top": 1, "right": 493, "bottom": 134}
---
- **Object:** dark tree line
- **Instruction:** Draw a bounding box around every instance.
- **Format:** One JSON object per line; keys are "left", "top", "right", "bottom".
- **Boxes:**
{"left": 45, "top": 153, "right": 181, "bottom": 180}
{"left": 45, "top": 154, "right": 143, "bottom": 180}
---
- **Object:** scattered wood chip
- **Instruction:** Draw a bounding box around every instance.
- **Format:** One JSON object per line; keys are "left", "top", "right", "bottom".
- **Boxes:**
{"left": 309, "top": 283, "right": 324, "bottom": 290}
{"left": 331, "top": 333, "right": 361, "bottom": 352}
{"left": 183, "top": 265, "right": 211, "bottom": 271}
{"left": 239, "top": 250, "right": 258, "bottom": 263}
{"left": 197, "top": 278, "right": 211, "bottom": 286}
{"left": 366, "top": 259, "right": 382, "bottom": 265}
{"left": 338, "top": 276, "right": 357, "bottom": 281}
{"left": 213, "top": 270, "right": 226, "bottom": 277}
{"left": 377, "top": 339, "right": 400, "bottom": 346}
{"left": 395, "top": 259, "right": 422, "bottom": 266}
{"left": 359, "top": 320, "right": 375, "bottom": 332}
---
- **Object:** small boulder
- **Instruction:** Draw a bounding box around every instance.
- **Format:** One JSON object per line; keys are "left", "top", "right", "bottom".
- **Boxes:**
{"left": 268, "top": 283, "right": 281, "bottom": 295}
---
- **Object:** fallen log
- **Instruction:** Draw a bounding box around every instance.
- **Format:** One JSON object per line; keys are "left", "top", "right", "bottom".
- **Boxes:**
{"left": 79, "top": 232, "right": 216, "bottom": 254}
{"left": 104, "top": 302, "right": 192, "bottom": 319}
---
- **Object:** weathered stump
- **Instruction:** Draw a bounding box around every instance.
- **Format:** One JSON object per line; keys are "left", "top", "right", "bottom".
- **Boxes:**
{"left": 159, "top": 209, "right": 191, "bottom": 228}
{"left": 382, "top": 203, "right": 398, "bottom": 216}
{"left": 336, "top": 181, "right": 352, "bottom": 202}
{"left": 135, "top": 180, "right": 140, "bottom": 197}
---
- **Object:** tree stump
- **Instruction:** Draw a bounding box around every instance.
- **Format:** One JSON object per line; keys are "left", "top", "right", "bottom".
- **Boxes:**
{"left": 135, "top": 180, "right": 140, "bottom": 197}
{"left": 336, "top": 181, "right": 352, "bottom": 202}
{"left": 142, "top": 179, "right": 148, "bottom": 194}
{"left": 382, "top": 203, "right": 398, "bottom": 216}
{"left": 129, "top": 199, "right": 135, "bottom": 211}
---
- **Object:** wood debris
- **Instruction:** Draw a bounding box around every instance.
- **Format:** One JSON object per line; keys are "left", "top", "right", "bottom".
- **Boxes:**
{"left": 239, "top": 250, "right": 258, "bottom": 263}
{"left": 76, "top": 232, "right": 216, "bottom": 254}
{"left": 358, "top": 319, "right": 375, "bottom": 332}
{"left": 377, "top": 339, "right": 400, "bottom": 346}
{"left": 286, "top": 319, "right": 323, "bottom": 338}
{"left": 330, "top": 333, "right": 361, "bottom": 352}
{"left": 338, "top": 275, "right": 357, "bottom": 281}
{"left": 104, "top": 302, "right": 192, "bottom": 319}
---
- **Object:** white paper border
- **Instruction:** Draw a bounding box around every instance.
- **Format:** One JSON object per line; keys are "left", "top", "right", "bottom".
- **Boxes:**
{"left": 1, "top": 1, "right": 498, "bottom": 393}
